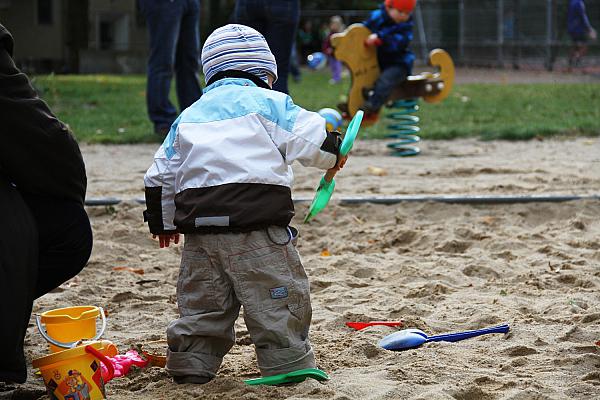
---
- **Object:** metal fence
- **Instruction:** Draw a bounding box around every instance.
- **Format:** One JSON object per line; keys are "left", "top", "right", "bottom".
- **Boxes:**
{"left": 302, "top": 0, "right": 600, "bottom": 70}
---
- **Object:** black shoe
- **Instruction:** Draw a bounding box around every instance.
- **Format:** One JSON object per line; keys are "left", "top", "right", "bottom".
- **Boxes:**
{"left": 173, "top": 375, "right": 212, "bottom": 384}
{"left": 361, "top": 100, "right": 380, "bottom": 115}
{"left": 154, "top": 125, "right": 170, "bottom": 137}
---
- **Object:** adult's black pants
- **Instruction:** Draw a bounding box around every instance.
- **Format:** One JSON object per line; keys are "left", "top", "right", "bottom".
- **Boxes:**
{"left": 0, "top": 179, "right": 93, "bottom": 383}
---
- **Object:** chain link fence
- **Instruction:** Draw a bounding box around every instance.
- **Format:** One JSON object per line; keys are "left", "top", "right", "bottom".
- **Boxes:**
{"left": 301, "top": 0, "right": 600, "bottom": 71}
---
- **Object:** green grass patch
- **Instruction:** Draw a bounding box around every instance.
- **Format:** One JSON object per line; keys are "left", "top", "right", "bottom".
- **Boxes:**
{"left": 33, "top": 70, "right": 600, "bottom": 144}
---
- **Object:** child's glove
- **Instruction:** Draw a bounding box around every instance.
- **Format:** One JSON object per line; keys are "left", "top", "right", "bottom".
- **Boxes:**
{"left": 364, "top": 33, "right": 383, "bottom": 47}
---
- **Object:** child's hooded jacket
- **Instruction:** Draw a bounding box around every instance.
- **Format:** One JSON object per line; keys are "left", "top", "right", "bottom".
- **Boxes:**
{"left": 144, "top": 25, "right": 340, "bottom": 235}
{"left": 567, "top": 0, "right": 593, "bottom": 38}
{"left": 143, "top": 73, "right": 339, "bottom": 234}
{"left": 363, "top": 3, "right": 415, "bottom": 73}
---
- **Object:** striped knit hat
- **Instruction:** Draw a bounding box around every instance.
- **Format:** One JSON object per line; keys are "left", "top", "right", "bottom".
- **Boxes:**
{"left": 201, "top": 24, "right": 278, "bottom": 85}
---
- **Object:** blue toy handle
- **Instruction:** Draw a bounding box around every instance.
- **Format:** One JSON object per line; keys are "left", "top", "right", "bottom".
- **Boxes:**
{"left": 427, "top": 324, "right": 510, "bottom": 343}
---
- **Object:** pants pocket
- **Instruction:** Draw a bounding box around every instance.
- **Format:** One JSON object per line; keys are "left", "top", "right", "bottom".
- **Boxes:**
{"left": 229, "top": 245, "right": 296, "bottom": 314}
{"left": 283, "top": 241, "right": 311, "bottom": 325}
{"left": 177, "top": 250, "right": 219, "bottom": 315}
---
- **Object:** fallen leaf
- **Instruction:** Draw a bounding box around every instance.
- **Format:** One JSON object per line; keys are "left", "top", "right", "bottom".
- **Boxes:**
{"left": 367, "top": 166, "right": 388, "bottom": 176}
{"left": 320, "top": 249, "right": 331, "bottom": 257}
{"left": 113, "top": 266, "right": 145, "bottom": 275}
{"left": 481, "top": 216, "right": 497, "bottom": 225}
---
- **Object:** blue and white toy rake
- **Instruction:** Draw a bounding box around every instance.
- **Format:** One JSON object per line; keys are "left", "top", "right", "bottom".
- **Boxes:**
{"left": 379, "top": 324, "right": 510, "bottom": 351}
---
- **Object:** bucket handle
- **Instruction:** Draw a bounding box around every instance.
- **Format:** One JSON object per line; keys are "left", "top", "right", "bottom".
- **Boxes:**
{"left": 36, "top": 307, "right": 107, "bottom": 350}
{"left": 85, "top": 345, "right": 115, "bottom": 383}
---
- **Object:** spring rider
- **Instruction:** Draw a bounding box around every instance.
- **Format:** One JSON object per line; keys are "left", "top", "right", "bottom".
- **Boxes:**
{"left": 331, "top": 23, "right": 455, "bottom": 156}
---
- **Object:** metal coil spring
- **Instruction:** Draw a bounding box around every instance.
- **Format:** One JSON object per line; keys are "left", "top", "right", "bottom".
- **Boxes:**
{"left": 385, "top": 99, "right": 421, "bottom": 157}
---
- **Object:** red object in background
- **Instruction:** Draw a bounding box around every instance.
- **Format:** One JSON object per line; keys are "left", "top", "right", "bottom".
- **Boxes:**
{"left": 346, "top": 321, "right": 403, "bottom": 331}
{"left": 385, "top": 0, "right": 416, "bottom": 13}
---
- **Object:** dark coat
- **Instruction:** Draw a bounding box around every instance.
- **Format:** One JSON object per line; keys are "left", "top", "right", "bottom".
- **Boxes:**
{"left": 0, "top": 24, "right": 87, "bottom": 205}
{"left": 0, "top": 23, "right": 88, "bottom": 384}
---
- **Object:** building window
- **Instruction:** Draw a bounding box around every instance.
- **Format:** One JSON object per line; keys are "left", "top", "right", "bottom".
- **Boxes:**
{"left": 37, "top": 0, "right": 53, "bottom": 25}
{"left": 99, "top": 21, "right": 114, "bottom": 50}
{"left": 96, "top": 14, "right": 130, "bottom": 51}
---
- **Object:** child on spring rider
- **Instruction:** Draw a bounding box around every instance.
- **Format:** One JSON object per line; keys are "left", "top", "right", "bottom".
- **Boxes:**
{"left": 362, "top": 0, "right": 416, "bottom": 122}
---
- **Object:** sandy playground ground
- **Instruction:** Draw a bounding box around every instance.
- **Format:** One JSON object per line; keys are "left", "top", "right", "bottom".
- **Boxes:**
{"left": 3, "top": 67, "right": 600, "bottom": 400}
{"left": 4, "top": 134, "right": 596, "bottom": 400}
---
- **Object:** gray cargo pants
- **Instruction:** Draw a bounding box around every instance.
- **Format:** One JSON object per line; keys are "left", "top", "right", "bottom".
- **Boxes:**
{"left": 166, "top": 226, "right": 315, "bottom": 379}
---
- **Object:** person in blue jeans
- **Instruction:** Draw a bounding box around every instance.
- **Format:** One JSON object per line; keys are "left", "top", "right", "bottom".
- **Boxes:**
{"left": 139, "top": 0, "right": 203, "bottom": 136}
{"left": 362, "top": 0, "right": 416, "bottom": 121}
{"left": 233, "top": 0, "right": 300, "bottom": 94}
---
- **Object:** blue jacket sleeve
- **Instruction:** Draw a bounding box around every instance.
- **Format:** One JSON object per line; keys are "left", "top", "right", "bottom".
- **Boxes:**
{"left": 363, "top": 9, "right": 379, "bottom": 32}
{"left": 579, "top": 2, "right": 593, "bottom": 31}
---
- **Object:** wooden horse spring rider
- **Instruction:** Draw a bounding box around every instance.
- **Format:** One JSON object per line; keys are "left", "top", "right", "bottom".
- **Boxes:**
{"left": 331, "top": 24, "right": 455, "bottom": 156}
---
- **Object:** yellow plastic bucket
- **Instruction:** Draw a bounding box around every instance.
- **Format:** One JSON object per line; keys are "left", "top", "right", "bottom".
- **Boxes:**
{"left": 32, "top": 341, "right": 117, "bottom": 400}
{"left": 36, "top": 306, "right": 106, "bottom": 353}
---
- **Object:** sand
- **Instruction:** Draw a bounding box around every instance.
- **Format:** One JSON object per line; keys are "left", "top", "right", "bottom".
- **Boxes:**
{"left": 9, "top": 135, "right": 598, "bottom": 400}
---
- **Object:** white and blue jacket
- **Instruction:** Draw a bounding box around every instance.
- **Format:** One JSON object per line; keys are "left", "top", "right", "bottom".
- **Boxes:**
{"left": 143, "top": 72, "right": 340, "bottom": 234}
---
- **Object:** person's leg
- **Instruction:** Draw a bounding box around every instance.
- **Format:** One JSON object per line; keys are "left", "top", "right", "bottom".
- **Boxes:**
{"left": 577, "top": 43, "right": 588, "bottom": 67}
{"left": 174, "top": 0, "right": 202, "bottom": 111}
{"left": 225, "top": 227, "right": 315, "bottom": 376}
{"left": 0, "top": 181, "right": 38, "bottom": 383}
{"left": 290, "top": 44, "right": 301, "bottom": 82}
{"left": 19, "top": 194, "right": 93, "bottom": 298}
{"left": 362, "top": 64, "right": 409, "bottom": 113}
{"left": 263, "top": 1, "right": 300, "bottom": 94}
{"left": 139, "top": 0, "right": 183, "bottom": 134}
{"left": 166, "top": 235, "right": 239, "bottom": 382}
{"left": 330, "top": 57, "right": 342, "bottom": 83}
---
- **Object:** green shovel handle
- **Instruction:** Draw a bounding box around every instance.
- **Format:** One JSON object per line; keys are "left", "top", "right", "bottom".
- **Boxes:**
{"left": 303, "top": 110, "right": 364, "bottom": 222}
{"left": 340, "top": 110, "right": 363, "bottom": 156}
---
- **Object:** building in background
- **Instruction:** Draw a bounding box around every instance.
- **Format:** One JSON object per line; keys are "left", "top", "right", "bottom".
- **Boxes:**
{"left": 0, "top": 0, "right": 147, "bottom": 73}
{"left": 0, "top": 0, "right": 234, "bottom": 73}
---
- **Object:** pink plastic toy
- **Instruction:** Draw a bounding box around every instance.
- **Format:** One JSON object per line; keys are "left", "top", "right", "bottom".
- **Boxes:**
{"left": 100, "top": 350, "right": 149, "bottom": 382}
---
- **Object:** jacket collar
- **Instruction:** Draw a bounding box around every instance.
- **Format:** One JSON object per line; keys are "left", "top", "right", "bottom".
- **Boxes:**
{"left": 206, "top": 70, "right": 271, "bottom": 90}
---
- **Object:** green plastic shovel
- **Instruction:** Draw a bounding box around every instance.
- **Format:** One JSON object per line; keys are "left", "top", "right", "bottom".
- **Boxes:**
{"left": 244, "top": 368, "right": 330, "bottom": 386}
{"left": 304, "top": 110, "right": 364, "bottom": 222}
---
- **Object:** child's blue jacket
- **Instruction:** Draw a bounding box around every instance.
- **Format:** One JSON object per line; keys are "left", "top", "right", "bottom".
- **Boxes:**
{"left": 363, "top": 4, "right": 415, "bottom": 73}
{"left": 567, "top": 0, "right": 592, "bottom": 38}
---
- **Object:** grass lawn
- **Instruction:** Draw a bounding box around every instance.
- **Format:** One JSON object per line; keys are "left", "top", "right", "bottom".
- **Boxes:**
{"left": 32, "top": 69, "right": 600, "bottom": 144}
